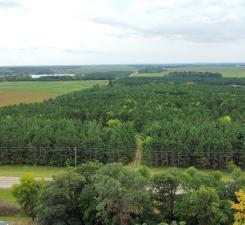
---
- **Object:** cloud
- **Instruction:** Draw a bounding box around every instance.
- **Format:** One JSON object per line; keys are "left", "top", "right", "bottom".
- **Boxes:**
{"left": 88, "top": 1, "right": 245, "bottom": 43}
{"left": 86, "top": 0, "right": 245, "bottom": 43}
{"left": 0, "top": 47, "right": 56, "bottom": 54}
{"left": 0, "top": 0, "right": 21, "bottom": 8}
{"left": 88, "top": 18, "right": 146, "bottom": 37}
{"left": 61, "top": 49, "right": 107, "bottom": 54}
{"left": 1, "top": 0, "right": 245, "bottom": 65}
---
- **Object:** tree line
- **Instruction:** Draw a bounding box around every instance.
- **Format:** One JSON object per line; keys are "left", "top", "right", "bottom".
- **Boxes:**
{"left": 12, "top": 162, "right": 245, "bottom": 225}
{"left": 167, "top": 71, "right": 222, "bottom": 78}
{"left": 0, "top": 71, "right": 133, "bottom": 82}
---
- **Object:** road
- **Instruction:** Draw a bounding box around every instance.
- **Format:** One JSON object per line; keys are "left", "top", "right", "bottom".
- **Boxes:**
{"left": 0, "top": 177, "right": 51, "bottom": 188}
{"left": 0, "top": 177, "right": 19, "bottom": 188}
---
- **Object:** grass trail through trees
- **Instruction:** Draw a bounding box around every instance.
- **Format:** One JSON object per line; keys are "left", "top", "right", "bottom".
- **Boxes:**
{"left": 132, "top": 136, "right": 142, "bottom": 168}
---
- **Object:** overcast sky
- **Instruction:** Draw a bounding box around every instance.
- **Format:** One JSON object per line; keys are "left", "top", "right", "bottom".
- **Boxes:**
{"left": 0, "top": 0, "right": 245, "bottom": 66}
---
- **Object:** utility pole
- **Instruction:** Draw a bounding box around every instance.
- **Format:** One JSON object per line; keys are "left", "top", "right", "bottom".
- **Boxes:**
{"left": 74, "top": 147, "right": 77, "bottom": 170}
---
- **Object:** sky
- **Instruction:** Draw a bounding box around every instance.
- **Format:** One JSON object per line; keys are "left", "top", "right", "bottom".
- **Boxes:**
{"left": 0, "top": 0, "right": 245, "bottom": 66}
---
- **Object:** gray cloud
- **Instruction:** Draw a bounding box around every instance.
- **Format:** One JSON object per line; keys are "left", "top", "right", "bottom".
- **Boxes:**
{"left": 87, "top": 0, "right": 245, "bottom": 43}
{"left": 88, "top": 15, "right": 245, "bottom": 43}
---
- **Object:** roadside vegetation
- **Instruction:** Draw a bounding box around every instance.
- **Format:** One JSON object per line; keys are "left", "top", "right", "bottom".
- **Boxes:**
{"left": 0, "top": 166, "right": 65, "bottom": 178}
{"left": 7, "top": 161, "right": 244, "bottom": 225}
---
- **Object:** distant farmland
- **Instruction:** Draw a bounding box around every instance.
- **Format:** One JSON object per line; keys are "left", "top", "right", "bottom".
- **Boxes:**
{"left": 134, "top": 65, "right": 245, "bottom": 78}
{"left": 0, "top": 80, "right": 107, "bottom": 106}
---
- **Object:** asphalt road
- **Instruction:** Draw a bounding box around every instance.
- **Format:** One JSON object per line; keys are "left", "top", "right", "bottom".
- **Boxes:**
{"left": 0, "top": 177, "right": 19, "bottom": 188}
{"left": 0, "top": 177, "right": 51, "bottom": 188}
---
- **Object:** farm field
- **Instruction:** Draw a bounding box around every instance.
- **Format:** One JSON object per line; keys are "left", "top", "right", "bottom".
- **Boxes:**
{"left": 169, "top": 66, "right": 245, "bottom": 77}
{"left": 135, "top": 66, "right": 245, "bottom": 78}
{"left": 0, "top": 80, "right": 107, "bottom": 106}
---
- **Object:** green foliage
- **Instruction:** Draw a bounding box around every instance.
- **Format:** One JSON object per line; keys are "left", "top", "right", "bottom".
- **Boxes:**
{"left": 0, "top": 80, "right": 244, "bottom": 168}
{"left": 231, "top": 167, "right": 242, "bottom": 180}
{"left": 137, "top": 165, "right": 151, "bottom": 178}
{"left": 151, "top": 168, "right": 181, "bottom": 221}
{"left": 189, "top": 186, "right": 229, "bottom": 225}
{"left": 35, "top": 172, "right": 85, "bottom": 225}
{"left": 175, "top": 186, "right": 231, "bottom": 225}
{"left": 9, "top": 163, "right": 244, "bottom": 225}
{"left": 227, "top": 161, "right": 238, "bottom": 173}
{"left": 107, "top": 119, "right": 122, "bottom": 127}
{"left": 92, "top": 163, "right": 152, "bottom": 225}
{"left": 35, "top": 163, "right": 153, "bottom": 225}
{"left": 219, "top": 115, "right": 232, "bottom": 124}
{"left": 142, "top": 136, "right": 153, "bottom": 145}
{"left": 12, "top": 174, "right": 44, "bottom": 220}
{"left": 76, "top": 161, "right": 103, "bottom": 181}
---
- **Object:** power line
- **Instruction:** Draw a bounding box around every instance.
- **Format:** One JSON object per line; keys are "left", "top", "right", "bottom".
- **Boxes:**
{"left": 0, "top": 147, "right": 243, "bottom": 153}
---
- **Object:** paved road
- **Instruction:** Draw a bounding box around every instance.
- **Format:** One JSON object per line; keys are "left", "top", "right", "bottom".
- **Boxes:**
{"left": 0, "top": 177, "right": 19, "bottom": 188}
{"left": 0, "top": 177, "right": 51, "bottom": 188}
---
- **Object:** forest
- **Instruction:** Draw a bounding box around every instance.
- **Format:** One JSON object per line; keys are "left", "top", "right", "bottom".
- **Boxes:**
{"left": 0, "top": 79, "right": 244, "bottom": 168}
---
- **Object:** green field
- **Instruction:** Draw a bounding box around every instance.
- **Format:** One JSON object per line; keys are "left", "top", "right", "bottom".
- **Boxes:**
{"left": 0, "top": 165, "right": 66, "bottom": 178}
{"left": 135, "top": 66, "right": 245, "bottom": 78}
{"left": 0, "top": 80, "right": 107, "bottom": 94}
{"left": 0, "top": 80, "right": 107, "bottom": 106}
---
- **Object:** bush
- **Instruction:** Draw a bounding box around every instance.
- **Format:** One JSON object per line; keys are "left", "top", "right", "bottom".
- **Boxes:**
{"left": 12, "top": 174, "right": 44, "bottom": 220}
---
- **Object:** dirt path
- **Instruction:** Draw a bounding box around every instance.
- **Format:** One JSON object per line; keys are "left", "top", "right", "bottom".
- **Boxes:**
{"left": 132, "top": 137, "right": 142, "bottom": 168}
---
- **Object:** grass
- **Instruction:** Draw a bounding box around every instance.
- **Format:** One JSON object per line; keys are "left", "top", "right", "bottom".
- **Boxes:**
{"left": 0, "top": 189, "right": 16, "bottom": 203}
{"left": 134, "top": 66, "right": 245, "bottom": 78}
{"left": 0, "top": 189, "right": 20, "bottom": 223}
{"left": 0, "top": 165, "right": 66, "bottom": 178}
{"left": 0, "top": 80, "right": 107, "bottom": 106}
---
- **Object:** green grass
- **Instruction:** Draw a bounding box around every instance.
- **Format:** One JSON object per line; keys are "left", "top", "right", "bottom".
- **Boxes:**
{"left": 0, "top": 189, "right": 16, "bottom": 203}
{"left": 0, "top": 165, "right": 66, "bottom": 178}
{"left": 0, "top": 80, "right": 108, "bottom": 94}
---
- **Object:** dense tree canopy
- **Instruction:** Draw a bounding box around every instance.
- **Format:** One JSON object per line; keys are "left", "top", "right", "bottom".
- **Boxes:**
{"left": 12, "top": 162, "right": 245, "bottom": 225}
{"left": 0, "top": 80, "right": 244, "bottom": 167}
